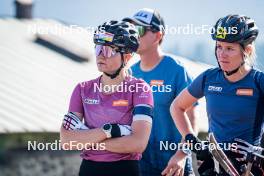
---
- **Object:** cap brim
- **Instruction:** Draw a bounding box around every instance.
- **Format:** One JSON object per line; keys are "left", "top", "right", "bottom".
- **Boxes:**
{"left": 122, "top": 17, "right": 151, "bottom": 27}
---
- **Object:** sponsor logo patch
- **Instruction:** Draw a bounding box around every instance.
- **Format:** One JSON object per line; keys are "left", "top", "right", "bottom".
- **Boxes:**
{"left": 94, "top": 32, "right": 114, "bottom": 42}
{"left": 216, "top": 27, "right": 227, "bottom": 39}
{"left": 208, "top": 86, "right": 223, "bottom": 92}
{"left": 150, "top": 80, "right": 164, "bottom": 86}
{"left": 84, "top": 98, "right": 100, "bottom": 104}
{"left": 112, "top": 100, "right": 129, "bottom": 106}
{"left": 236, "top": 89, "right": 253, "bottom": 96}
{"left": 134, "top": 9, "right": 153, "bottom": 24}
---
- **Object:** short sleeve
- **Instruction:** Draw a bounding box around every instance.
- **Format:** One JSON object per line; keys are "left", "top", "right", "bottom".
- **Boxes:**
{"left": 68, "top": 84, "right": 84, "bottom": 114}
{"left": 187, "top": 71, "right": 207, "bottom": 99}
{"left": 133, "top": 80, "right": 154, "bottom": 107}
{"left": 259, "top": 72, "right": 264, "bottom": 94}
{"left": 175, "top": 66, "right": 193, "bottom": 96}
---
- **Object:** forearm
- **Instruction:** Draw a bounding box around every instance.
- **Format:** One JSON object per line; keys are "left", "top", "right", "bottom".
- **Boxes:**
{"left": 103, "top": 135, "right": 145, "bottom": 153}
{"left": 170, "top": 104, "right": 195, "bottom": 138}
{"left": 60, "top": 126, "right": 107, "bottom": 150}
{"left": 103, "top": 122, "right": 151, "bottom": 153}
{"left": 186, "top": 105, "right": 198, "bottom": 135}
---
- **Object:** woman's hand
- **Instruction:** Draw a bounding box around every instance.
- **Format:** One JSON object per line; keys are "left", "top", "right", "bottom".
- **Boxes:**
{"left": 63, "top": 112, "right": 89, "bottom": 130}
{"left": 162, "top": 150, "right": 187, "bottom": 176}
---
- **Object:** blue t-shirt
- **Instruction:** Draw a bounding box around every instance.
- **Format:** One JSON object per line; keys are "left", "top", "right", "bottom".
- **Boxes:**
{"left": 188, "top": 68, "right": 264, "bottom": 145}
{"left": 131, "top": 55, "right": 192, "bottom": 169}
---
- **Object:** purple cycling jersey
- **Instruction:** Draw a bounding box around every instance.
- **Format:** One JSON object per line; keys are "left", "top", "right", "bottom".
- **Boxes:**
{"left": 68, "top": 75, "right": 153, "bottom": 162}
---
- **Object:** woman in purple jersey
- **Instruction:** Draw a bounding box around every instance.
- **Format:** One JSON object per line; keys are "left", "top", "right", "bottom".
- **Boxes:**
{"left": 162, "top": 15, "right": 264, "bottom": 176}
{"left": 60, "top": 20, "right": 154, "bottom": 176}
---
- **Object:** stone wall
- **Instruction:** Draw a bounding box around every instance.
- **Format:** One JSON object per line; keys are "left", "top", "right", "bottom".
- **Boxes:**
{"left": 0, "top": 149, "right": 81, "bottom": 176}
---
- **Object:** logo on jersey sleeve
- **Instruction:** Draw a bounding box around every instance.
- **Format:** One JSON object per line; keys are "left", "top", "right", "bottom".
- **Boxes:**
{"left": 84, "top": 98, "right": 100, "bottom": 104}
{"left": 112, "top": 100, "right": 129, "bottom": 106}
{"left": 236, "top": 89, "right": 253, "bottom": 96}
{"left": 139, "top": 95, "right": 149, "bottom": 99}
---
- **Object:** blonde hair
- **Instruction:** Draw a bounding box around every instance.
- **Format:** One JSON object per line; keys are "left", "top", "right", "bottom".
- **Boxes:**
{"left": 122, "top": 66, "right": 132, "bottom": 77}
{"left": 122, "top": 53, "right": 135, "bottom": 77}
{"left": 240, "top": 43, "right": 257, "bottom": 67}
{"left": 119, "top": 58, "right": 133, "bottom": 79}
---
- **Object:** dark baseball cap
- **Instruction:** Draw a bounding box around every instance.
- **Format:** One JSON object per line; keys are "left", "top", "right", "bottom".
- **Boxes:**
{"left": 123, "top": 8, "right": 165, "bottom": 32}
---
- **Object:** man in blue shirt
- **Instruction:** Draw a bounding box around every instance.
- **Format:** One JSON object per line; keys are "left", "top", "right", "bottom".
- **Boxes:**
{"left": 123, "top": 8, "right": 197, "bottom": 176}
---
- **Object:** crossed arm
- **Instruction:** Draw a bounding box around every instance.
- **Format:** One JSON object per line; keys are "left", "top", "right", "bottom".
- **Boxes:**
{"left": 60, "top": 112, "right": 151, "bottom": 153}
{"left": 103, "top": 120, "right": 151, "bottom": 153}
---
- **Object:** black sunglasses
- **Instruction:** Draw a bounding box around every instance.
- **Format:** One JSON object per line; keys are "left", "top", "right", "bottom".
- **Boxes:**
{"left": 135, "top": 25, "right": 157, "bottom": 37}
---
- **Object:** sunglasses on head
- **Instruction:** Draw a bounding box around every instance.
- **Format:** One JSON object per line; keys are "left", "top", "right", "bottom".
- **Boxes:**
{"left": 95, "top": 45, "right": 118, "bottom": 58}
{"left": 135, "top": 25, "right": 157, "bottom": 37}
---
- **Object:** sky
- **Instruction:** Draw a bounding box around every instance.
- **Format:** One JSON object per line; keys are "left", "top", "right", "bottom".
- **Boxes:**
{"left": 1, "top": 0, "right": 264, "bottom": 66}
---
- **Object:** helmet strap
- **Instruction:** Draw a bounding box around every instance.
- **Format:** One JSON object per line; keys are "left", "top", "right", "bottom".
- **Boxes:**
{"left": 215, "top": 44, "right": 246, "bottom": 76}
{"left": 104, "top": 53, "right": 125, "bottom": 79}
{"left": 224, "top": 61, "right": 245, "bottom": 76}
